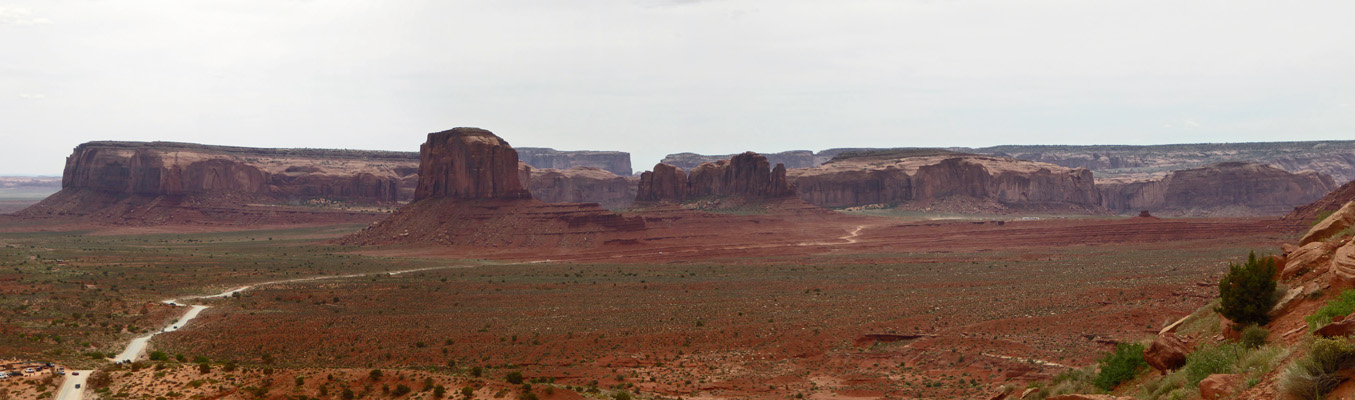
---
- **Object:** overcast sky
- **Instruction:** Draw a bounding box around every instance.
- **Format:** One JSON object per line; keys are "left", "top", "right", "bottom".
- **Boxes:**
{"left": 2, "top": 1, "right": 1353, "bottom": 175}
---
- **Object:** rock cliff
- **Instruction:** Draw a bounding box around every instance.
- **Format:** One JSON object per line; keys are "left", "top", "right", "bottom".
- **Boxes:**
{"left": 787, "top": 151, "right": 1102, "bottom": 212}
{"left": 517, "top": 147, "right": 632, "bottom": 176}
{"left": 976, "top": 140, "right": 1355, "bottom": 184}
{"left": 637, "top": 152, "right": 796, "bottom": 203}
{"left": 1098, "top": 162, "right": 1336, "bottom": 216}
{"left": 1283, "top": 179, "right": 1355, "bottom": 225}
{"left": 528, "top": 167, "right": 638, "bottom": 210}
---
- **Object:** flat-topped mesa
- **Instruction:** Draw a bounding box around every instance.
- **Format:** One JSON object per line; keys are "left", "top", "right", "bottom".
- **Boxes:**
{"left": 414, "top": 128, "right": 532, "bottom": 201}
{"left": 517, "top": 147, "right": 633, "bottom": 176}
{"left": 787, "top": 150, "right": 1103, "bottom": 212}
{"left": 1099, "top": 162, "right": 1336, "bottom": 216}
{"left": 57, "top": 141, "right": 419, "bottom": 201}
{"left": 637, "top": 152, "right": 796, "bottom": 203}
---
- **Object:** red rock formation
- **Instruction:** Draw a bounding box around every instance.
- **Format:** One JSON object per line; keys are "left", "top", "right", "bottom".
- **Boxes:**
{"left": 636, "top": 163, "right": 689, "bottom": 203}
{"left": 517, "top": 147, "right": 633, "bottom": 176}
{"left": 343, "top": 127, "right": 646, "bottom": 247}
{"left": 414, "top": 128, "right": 531, "bottom": 200}
{"left": 1284, "top": 180, "right": 1355, "bottom": 225}
{"left": 637, "top": 152, "right": 796, "bottom": 203}
{"left": 528, "top": 166, "right": 638, "bottom": 210}
{"left": 1099, "top": 162, "right": 1336, "bottom": 216}
{"left": 1198, "top": 374, "right": 1244, "bottom": 400}
{"left": 788, "top": 152, "right": 1102, "bottom": 212}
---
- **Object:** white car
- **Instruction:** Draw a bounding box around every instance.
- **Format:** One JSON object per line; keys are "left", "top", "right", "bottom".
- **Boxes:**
{"left": 22, "top": 368, "right": 34, "bottom": 374}
{"left": 0, "top": 372, "right": 9, "bottom": 379}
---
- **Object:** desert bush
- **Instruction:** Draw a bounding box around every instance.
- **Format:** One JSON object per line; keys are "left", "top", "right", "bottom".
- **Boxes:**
{"left": 1093, "top": 342, "right": 1147, "bottom": 390}
{"left": 369, "top": 369, "right": 383, "bottom": 381}
{"left": 87, "top": 368, "right": 113, "bottom": 389}
{"left": 148, "top": 351, "right": 168, "bottom": 361}
{"left": 197, "top": 363, "right": 211, "bottom": 374}
{"left": 505, "top": 371, "right": 524, "bottom": 384}
{"left": 1241, "top": 325, "right": 1269, "bottom": 348}
{"left": 392, "top": 384, "right": 411, "bottom": 397}
{"left": 461, "top": 387, "right": 474, "bottom": 398}
{"left": 1216, "top": 252, "right": 1278, "bottom": 326}
{"left": 1306, "top": 289, "right": 1355, "bottom": 331}
{"left": 1281, "top": 337, "right": 1355, "bottom": 400}
{"left": 342, "top": 388, "right": 355, "bottom": 400}
{"left": 433, "top": 385, "right": 446, "bottom": 398}
{"left": 1184, "top": 342, "right": 1241, "bottom": 385}
{"left": 614, "top": 391, "right": 632, "bottom": 400}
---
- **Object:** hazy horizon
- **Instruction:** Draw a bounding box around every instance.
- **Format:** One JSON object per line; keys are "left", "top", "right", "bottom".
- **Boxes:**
{"left": 4, "top": 1, "right": 1353, "bottom": 175}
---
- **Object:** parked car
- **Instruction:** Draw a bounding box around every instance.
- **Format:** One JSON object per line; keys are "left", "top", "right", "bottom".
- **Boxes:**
{"left": 0, "top": 372, "right": 10, "bottom": 379}
{"left": 23, "top": 368, "right": 34, "bottom": 374}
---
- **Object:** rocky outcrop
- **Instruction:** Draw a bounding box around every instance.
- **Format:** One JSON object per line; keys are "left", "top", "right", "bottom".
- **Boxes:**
{"left": 1299, "top": 201, "right": 1355, "bottom": 245}
{"left": 637, "top": 152, "right": 796, "bottom": 203}
{"left": 1284, "top": 181, "right": 1355, "bottom": 225}
{"left": 1144, "top": 333, "right": 1191, "bottom": 373}
{"left": 787, "top": 152, "right": 1102, "bottom": 212}
{"left": 1284, "top": 241, "right": 1337, "bottom": 279}
{"left": 414, "top": 128, "right": 531, "bottom": 201}
{"left": 661, "top": 150, "right": 817, "bottom": 171}
{"left": 1332, "top": 241, "right": 1355, "bottom": 289}
{"left": 528, "top": 167, "right": 638, "bottom": 210}
{"left": 517, "top": 147, "right": 632, "bottom": 176}
{"left": 343, "top": 128, "right": 646, "bottom": 248}
{"left": 1098, "top": 162, "right": 1336, "bottom": 216}
{"left": 1198, "top": 374, "right": 1244, "bottom": 400}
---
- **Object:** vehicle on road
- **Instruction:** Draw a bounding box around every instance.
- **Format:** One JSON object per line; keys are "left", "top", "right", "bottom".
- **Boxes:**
{"left": 0, "top": 372, "right": 9, "bottom": 379}
{"left": 75, "top": 384, "right": 81, "bottom": 389}
{"left": 72, "top": 371, "right": 79, "bottom": 376}
{"left": 23, "top": 368, "right": 34, "bottom": 374}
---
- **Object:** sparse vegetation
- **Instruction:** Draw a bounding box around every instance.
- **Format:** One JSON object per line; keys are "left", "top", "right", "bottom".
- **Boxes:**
{"left": 1307, "top": 288, "right": 1355, "bottom": 332}
{"left": 1281, "top": 337, "right": 1355, "bottom": 400}
{"left": 1093, "top": 342, "right": 1147, "bottom": 390}
{"left": 1241, "top": 325, "right": 1269, "bottom": 349}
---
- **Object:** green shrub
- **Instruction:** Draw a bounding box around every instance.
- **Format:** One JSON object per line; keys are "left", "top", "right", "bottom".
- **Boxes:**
{"left": 614, "top": 392, "right": 632, "bottom": 400}
{"left": 148, "top": 351, "right": 168, "bottom": 361}
{"left": 369, "top": 369, "right": 383, "bottom": 381}
{"left": 1307, "top": 289, "right": 1355, "bottom": 331}
{"left": 1281, "top": 337, "right": 1355, "bottom": 400}
{"left": 1216, "top": 252, "right": 1278, "bottom": 327}
{"left": 1241, "top": 325, "right": 1269, "bottom": 348}
{"left": 392, "top": 384, "right": 411, "bottom": 397}
{"left": 1184, "top": 343, "right": 1241, "bottom": 386}
{"left": 505, "top": 371, "right": 524, "bottom": 384}
{"left": 1093, "top": 342, "right": 1147, "bottom": 390}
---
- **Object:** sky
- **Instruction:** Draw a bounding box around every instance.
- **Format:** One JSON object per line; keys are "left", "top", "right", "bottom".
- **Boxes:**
{"left": 2, "top": 0, "right": 1354, "bottom": 176}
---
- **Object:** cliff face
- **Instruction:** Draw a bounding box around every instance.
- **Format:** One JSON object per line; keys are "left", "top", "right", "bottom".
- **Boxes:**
{"left": 528, "top": 167, "right": 638, "bottom": 210}
{"left": 414, "top": 128, "right": 532, "bottom": 201}
{"left": 787, "top": 153, "right": 1102, "bottom": 212}
{"left": 517, "top": 147, "right": 632, "bottom": 176}
{"left": 47, "top": 141, "right": 419, "bottom": 203}
{"left": 1099, "top": 162, "right": 1336, "bottom": 216}
{"left": 637, "top": 152, "right": 796, "bottom": 203}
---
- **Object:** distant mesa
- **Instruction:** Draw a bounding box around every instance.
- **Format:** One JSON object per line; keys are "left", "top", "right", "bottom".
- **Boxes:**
{"left": 786, "top": 150, "right": 1103, "bottom": 214}
{"left": 517, "top": 147, "right": 632, "bottom": 176}
{"left": 528, "top": 166, "right": 637, "bottom": 210}
{"left": 18, "top": 141, "right": 421, "bottom": 224}
{"left": 1098, "top": 162, "right": 1335, "bottom": 217}
{"left": 1283, "top": 178, "right": 1355, "bottom": 226}
{"left": 636, "top": 151, "right": 797, "bottom": 205}
{"left": 342, "top": 127, "right": 645, "bottom": 247}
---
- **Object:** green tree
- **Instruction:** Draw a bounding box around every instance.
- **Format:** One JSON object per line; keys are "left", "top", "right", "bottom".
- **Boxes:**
{"left": 505, "top": 371, "right": 524, "bottom": 384}
{"left": 342, "top": 388, "right": 355, "bottom": 400}
{"left": 433, "top": 385, "right": 447, "bottom": 398}
{"left": 369, "top": 369, "right": 383, "bottom": 381}
{"left": 1217, "top": 251, "right": 1278, "bottom": 327}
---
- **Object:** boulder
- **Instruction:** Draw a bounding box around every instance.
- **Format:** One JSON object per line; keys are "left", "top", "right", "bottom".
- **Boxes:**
{"left": 413, "top": 127, "right": 532, "bottom": 201}
{"left": 1315, "top": 315, "right": 1355, "bottom": 337}
{"left": 1283, "top": 241, "right": 1336, "bottom": 280}
{"left": 1198, "top": 374, "right": 1244, "bottom": 400}
{"left": 1302, "top": 201, "right": 1355, "bottom": 245}
{"left": 1333, "top": 241, "right": 1355, "bottom": 289}
{"left": 1270, "top": 285, "right": 1306, "bottom": 318}
{"left": 1144, "top": 333, "right": 1191, "bottom": 373}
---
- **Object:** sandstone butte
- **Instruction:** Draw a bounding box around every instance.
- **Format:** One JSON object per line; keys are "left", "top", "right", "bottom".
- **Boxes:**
{"left": 1097, "top": 162, "right": 1335, "bottom": 216}
{"left": 635, "top": 151, "right": 796, "bottom": 204}
{"left": 341, "top": 127, "right": 644, "bottom": 247}
{"left": 785, "top": 150, "right": 1103, "bottom": 213}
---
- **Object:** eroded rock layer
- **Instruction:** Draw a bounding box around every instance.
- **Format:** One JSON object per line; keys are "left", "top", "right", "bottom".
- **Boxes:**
{"left": 1098, "top": 162, "right": 1335, "bottom": 216}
